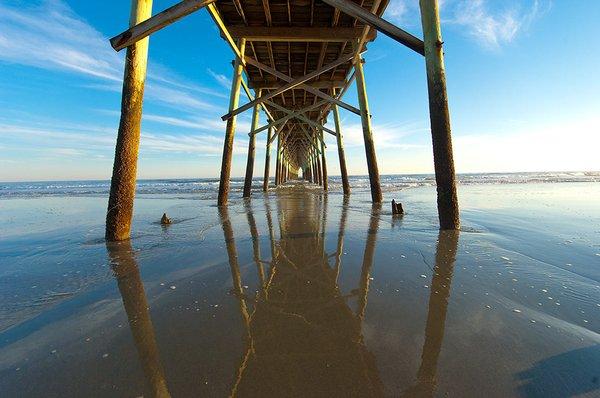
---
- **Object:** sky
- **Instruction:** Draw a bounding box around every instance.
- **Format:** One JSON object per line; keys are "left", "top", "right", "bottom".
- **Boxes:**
{"left": 0, "top": 0, "right": 599, "bottom": 182}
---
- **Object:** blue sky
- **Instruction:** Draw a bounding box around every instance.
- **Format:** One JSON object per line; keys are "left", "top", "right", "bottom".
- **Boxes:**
{"left": 0, "top": 0, "right": 599, "bottom": 181}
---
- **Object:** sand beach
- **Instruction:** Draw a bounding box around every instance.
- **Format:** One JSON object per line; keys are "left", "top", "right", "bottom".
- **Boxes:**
{"left": 1, "top": 176, "right": 599, "bottom": 397}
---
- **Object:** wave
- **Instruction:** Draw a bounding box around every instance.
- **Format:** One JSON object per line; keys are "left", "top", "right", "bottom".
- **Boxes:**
{"left": 1, "top": 172, "right": 598, "bottom": 199}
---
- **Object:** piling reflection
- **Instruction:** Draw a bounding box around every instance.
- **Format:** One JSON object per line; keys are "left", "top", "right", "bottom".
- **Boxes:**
{"left": 106, "top": 241, "right": 171, "bottom": 398}
{"left": 222, "top": 191, "right": 384, "bottom": 397}
{"left": 402, "top": 230, "right": 459, "bottom": 397}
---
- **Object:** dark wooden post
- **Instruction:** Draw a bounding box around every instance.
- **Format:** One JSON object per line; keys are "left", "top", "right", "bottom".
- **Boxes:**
{"left": 217, "top": 38, "right": 246, "bottom": 206}
{"left": 243, "top": 89, "right": 262, "bottom": 198}
{"left": 263, "top": 126, "right": 273, "bottom": 191}
{"left": 419, "top": 0, "right": 460, "bottom": 230}
{"left": 333, "top": 100, "right": 350, "bottom": 196}
{"left": 106, "top": 0, "right": 153, "bottom": 242}
{"left": 274, "top": 135, "right": 281, "bottom": 186}
{"left": 316, "top": 148, "right": 323, "bottom": 186}
{"left": 320, "top": 128, "right": 328, "bottom": 191}
{"left": 355, "top": 57, "right": 382, "bottom": 203}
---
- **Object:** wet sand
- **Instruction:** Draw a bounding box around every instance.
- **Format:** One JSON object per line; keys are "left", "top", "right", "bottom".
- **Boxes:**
{"left": 1, "top": 182, "right": 599, "bottom": 397}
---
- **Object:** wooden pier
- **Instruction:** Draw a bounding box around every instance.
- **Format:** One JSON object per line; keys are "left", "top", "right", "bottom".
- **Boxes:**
{"left": 106, "top": 0, "right": 460, "bottom": 241}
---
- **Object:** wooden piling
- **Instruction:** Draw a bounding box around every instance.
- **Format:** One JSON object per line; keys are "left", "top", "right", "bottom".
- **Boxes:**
{"left": 263, "top": 126, "right": 272, "bottom": 191}
{"left": 333, "top": 101, "right": 350, "bottom": 196}
{"left": 419, "top": 0, "right": 460, "bottom": 230}
{"left": 105, "top": 0, "right": 153, "bottom": 242}
{"left": 275, "top": 136, "right": 281, "bottom": 186}
{"left": 320, "top": 128, "right": 328, "bottom": 191}
{"left": 217, "top": 38, "right": 246, "bottom": 206}
{"left": 355, "top": 57, "right": 383, "bottom": 203}
{"left": 316, "top": 153, "right": 322, "bottom": 186}
{"left": 243, "top": 89, "right": 262, "bottom": 198}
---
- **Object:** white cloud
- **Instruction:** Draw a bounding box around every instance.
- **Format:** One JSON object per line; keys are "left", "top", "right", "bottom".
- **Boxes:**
{"left": 0, "top": 0, "right": 223, "bottom": 111}
{"left": 328, "top": 118, "right": 428, "bottom": 150}
{"left": 208, "top": 68, "right": 232, "bottom": 90}
{"left": 0, "top": 0, "right": 121, "bottom": 80}
{"left": 449, "top": 0, "right": 543, "bottom": 49}
{"left": 453, "top": 116, "right": 600, "bottom": 172}
{"left": 384, "top": 0, "right": 547, "bottom": 49}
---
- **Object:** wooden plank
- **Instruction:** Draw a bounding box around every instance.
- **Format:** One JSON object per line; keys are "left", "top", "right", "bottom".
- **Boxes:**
{"left": 110, "top": 0, "right": 216, "bottom": 51}
{"left": 321, "top": 0, "right": 425, "bottom": 55}
{"left": 222, "top": 52, "right": 356, "bottom": 121}
{"left": 226, "top": 26, "right": 376, "bottom": 42}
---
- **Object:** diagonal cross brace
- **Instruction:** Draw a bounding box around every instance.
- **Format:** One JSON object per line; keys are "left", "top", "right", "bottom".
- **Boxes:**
{"left": 111, "top": 0, "right": 216, "bottom": 51}
{"left": 222, "top": 52, "right": 356, "bottom": 121}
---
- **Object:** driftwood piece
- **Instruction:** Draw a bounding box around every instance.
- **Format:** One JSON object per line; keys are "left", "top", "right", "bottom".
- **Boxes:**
{"left": 160, "top": 213, "right": 171, "bottom": 225}
{"left": 392, "top": 200, "right": 404, "bottom": 216}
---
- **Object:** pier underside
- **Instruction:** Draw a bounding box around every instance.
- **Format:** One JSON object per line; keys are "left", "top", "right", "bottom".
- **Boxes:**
{"left": 105, "top": 0, "right": 460, "bottom": 242}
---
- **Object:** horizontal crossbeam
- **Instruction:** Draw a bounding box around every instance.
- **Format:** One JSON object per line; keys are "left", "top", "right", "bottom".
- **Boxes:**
{"left": 249, "top": 80, "right": 345, "bottom": 90}
{"left": 226, "top": 26, "right": 376, "bottom": 42}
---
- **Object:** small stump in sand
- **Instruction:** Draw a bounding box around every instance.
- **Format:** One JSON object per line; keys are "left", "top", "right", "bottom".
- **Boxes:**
{"left": 160, "top": 213, "right": 171, "bottom": 225}
{"left": 392, "top": 200, "right": 404, "bottom": 216}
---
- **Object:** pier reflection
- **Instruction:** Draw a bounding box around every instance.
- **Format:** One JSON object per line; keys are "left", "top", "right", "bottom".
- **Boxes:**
{"left": 402, "top": 230, "right": 459, "bottom": 397}
{"left": 107, "top": 241, "right": 171, "bottom": 398}
{"left": 219, "top": 192, "right": 459, "bottom": 397}
{"left": 221, "top": 194, "right": 384, "bottom": 397}
{"left": 108, "top": 191, "right": 459, "bottom": 397}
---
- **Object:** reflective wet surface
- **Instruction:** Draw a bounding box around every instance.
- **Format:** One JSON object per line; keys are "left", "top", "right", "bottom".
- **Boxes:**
{"left": 1, "top": 183, "right": 599, "bottom": 397}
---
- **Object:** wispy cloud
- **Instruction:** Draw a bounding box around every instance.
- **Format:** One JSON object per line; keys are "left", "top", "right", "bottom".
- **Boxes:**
{"left": 0, "top": 117, "right": 252, "bottom": 160}
{"left": 0, "top": 0, "right": 223, "bottom": 110}
{"left": 0, "top": 0, "right": 121, "bottom": 80}
{"left": 327, "top": 118, "right": 428, "bottom": 150}
{"left": 384, "top": 0, "right": 548, "bottom": 49}
{"left": 208, "top": 68, "right": 232, "bottom": 90}
{"left": 448, "top": 0, "right": 545, "bottom": 49}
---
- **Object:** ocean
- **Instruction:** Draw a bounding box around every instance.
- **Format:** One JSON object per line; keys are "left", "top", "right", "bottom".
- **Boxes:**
{"left": 1, "top": 171, "right": 598, "bottom": 199}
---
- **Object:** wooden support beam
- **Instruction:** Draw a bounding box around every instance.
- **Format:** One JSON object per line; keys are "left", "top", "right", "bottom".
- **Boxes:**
{"left": 222, "top": 52, "right": 356, "bottom": 121}
{"left": 106, "top": 0, "right": 153, "bottom": 241}
{"left": 316, "top": 151, "right": 322, "bottom": 186}
{"left": 333, "top": 99, "right": 350, "bottom": 196}
{"left": 243, "top": 89, "right": 262, "bottom": 198}
{"left": 217, "top": 39, "right": 246, "bottom": 206}
{"left": 111, "top": 0, "right": 215, "bottom": 51}
{"left": 263, "top": 126, "right": 273, "bottom": 191}
{"left": 320, "top": 128, "right": 328, "bottom": 191}
{"left": 321, "top": 0, "right": 425, "bottom": 55}
{"left": 420, "top": 0, "right": 460, "bottom": 229}
{"left": 355, "top": 58, "right": 382, "bottom": 203}
{"left": 225, "top": 26, "right": 376, "bottom": 42}
{"left": 275, "top": 134, "right": 281, "bottom": 186}
{"left": 248, "top": 80, "right": 345, "bottom": 90}
{"left": 244, "top": 56, "right": 360, "bottom": 115}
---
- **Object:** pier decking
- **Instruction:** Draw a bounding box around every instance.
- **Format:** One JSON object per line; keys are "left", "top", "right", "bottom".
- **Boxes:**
{"left": 105, "top": 0, "right": 460, "bottom": 242}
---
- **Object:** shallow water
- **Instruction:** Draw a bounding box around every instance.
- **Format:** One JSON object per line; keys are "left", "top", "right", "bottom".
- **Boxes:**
{"left": 0, "top": 182, "right": 599, "bottom": 397}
